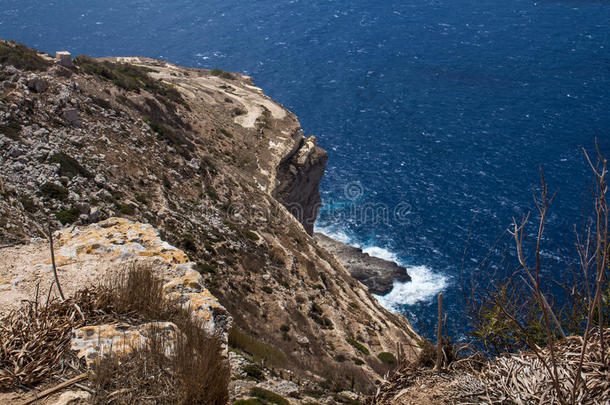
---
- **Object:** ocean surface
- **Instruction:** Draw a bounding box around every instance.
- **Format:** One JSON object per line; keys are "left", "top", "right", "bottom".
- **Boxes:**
{"left": 2, "top": 0, "right": 609, "bottom": 337}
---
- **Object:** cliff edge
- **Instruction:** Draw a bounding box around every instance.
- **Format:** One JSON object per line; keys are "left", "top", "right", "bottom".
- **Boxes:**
{"left": 0, "top": 40, "right": 419, "bottom": 398}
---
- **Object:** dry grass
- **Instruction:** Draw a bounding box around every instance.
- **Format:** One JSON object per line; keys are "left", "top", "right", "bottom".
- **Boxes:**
{"left": 92, "top": 319, "right": 229, "bottom": 404}
{"left": 0, "top": 264, "right": 230, "bottom": 404}
{"left": 0, "top": 289, "right": 100, "bottom": 390}
{"left": 92, "top": 264, "right": 230, "bottom": 404}
{"left": 471, "top": 328, "right": 610, "bottom": 404}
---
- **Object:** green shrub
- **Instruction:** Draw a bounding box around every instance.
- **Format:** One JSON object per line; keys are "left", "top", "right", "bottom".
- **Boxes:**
{"left": 346, "top": 338, "right": 370, "bottom": 355}
{"left": 377, "top": 352, "right": 397, "bottom": 366}
{"left": 219, "top": 128, "right": 234, "bottom": 138}
{"left": 211, "top": 68, "right": 235, "bottom": 80}
{"left": 308, "top": 303, "right": 333, "bottom": 328}
{"left": 181, "top": 237, "right": 197, "bottom": 253}
{"left": 223, "top": 220, "right": 238, "bottom": 231}
{"left": 0, "top": 40, "right": 51, "bottom": 71}
{"left": 205, "top": 185, "right": 219, "bottom": 201}
{"left": 261, "top": 286, "right": 273, "bottom": 294}
{"left": 117, "top": 203, "right": 135, "bottom": 215}
{"left": 56, "top": 207, "right": 80, "bottom": 224}
{"left": 352, "top": 357, "right": 364, "bottom": 366}
{"left": 245, "top": 230, "right": 259, "bottom": 241}
{"left": 0, "top": 119, "right": 22, "bottom": 140}
{"left": 233, "top": 400, "right": 264, "bottom": 405}
{"left": 19, "top": 197, "right": 37, "bottom": 213}
{"left": 135, "top": 193, "right": 149, "bottom": 204}
{"left": 49, "top": 152, "right": 91, "bottom": 178}
{"left": 228, "top": 327, "right": 287, "bottom": 367}
{"left": 242, "top": 363, "right": 265, "bottom": 381}
{"left": 90, "top": 96, "right": 112, "bottom": 109}
{"left": 196, "top": 263, "right": 217, "bottom": 274}
{"left": 249, "top": 387, "right": 289, "bottom": 405}
{"left": 39, "top": 182, "right": 68, "bottom": 200}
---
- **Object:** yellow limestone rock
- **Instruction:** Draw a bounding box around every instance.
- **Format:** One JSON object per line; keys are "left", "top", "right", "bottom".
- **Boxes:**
{"left": 163, "top": 268, "right": 227, "bottom": 335}
{"left": 71, "top": 322, "right": 180, "bottom": 366}
{"left": 52, "top": 217, "right": 189, "bottom": 267}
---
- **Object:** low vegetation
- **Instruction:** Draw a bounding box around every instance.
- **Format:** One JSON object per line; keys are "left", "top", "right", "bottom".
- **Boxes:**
{"left": 0, "top": 119, "right": 22, "bottom": 140}
{"left": 249, "top": 387, "right": 289, "bottom": 405}
{"left": 0, "top": 264, "right": 230, "bottom": 403}
{"left": 228, "top": 326, "right": 288, "bottom": 367}
{"left": 49, "top": 152, "right": 92, "bottom": 179}
{"left": 346, "top": 338, "right": 370, "bottom": 356}
{"left": 211, "top": 68, "right": 235, "bottom": 80}
{"left": 75, "top": 55, "right": 184, "bottom": 105}
{"left": 39, "top": 182, "right": 68, "bottom": 200}
{"left": 0, "top": 40, "right": 51, "bottom": 71}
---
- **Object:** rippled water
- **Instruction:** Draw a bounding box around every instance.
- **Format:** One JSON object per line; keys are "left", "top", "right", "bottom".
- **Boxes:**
{"left": 2, "top": 0, "right": 609, "bottom": 336}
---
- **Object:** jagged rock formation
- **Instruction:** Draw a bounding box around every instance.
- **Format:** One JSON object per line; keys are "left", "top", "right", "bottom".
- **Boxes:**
{"left": 0, "top": 40, "right": 419, "bottom": 394}
{"left": 315, "top": 233, "right": 411, "bottom": 295}
{"left": 273, "top": 135, "right": 328, "bottom": 235}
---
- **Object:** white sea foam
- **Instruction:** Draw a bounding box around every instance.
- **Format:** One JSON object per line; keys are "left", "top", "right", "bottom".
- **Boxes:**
{"left": 362, "top": 246, "right": 400, "bottom": 263}
{"left": 314, "top": 225, "right": 354, "bottom": 245}
{"left": 315, "top": 225, "right": 448, "bottom": 310}
{"left": 362, "top": 246, "right": 447, "bottom": 309}
{"left": 374, "top": 265, "right": 447, "bottom": 310}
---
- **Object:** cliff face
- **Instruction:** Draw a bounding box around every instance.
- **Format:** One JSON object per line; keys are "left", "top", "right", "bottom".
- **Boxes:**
{"left": 273, "top": 135, "right": 328, "bottom": 235}
{"left": 0, "top": 41, "right": 418, "bottom": 393}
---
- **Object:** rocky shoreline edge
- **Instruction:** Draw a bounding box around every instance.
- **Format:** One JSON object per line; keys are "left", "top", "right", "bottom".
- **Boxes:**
{"left": 314, "top": 232, "right": 411, "bottom": 296}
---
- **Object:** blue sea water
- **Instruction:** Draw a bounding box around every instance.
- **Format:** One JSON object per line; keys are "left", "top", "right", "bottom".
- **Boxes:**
{"left": 2, "top": 0, "right": 609, "bottom": 336}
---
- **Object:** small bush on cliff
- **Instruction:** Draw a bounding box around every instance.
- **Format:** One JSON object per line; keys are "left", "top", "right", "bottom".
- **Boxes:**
{"left": 228, "top": 326, "right": 288, "bottom": 367}
{"left": 211, "top": 68, "right": 235, "bottom": 80}
{"left": 0, "top": 118, "right": 22, "bottom": 140}
{"left": 55, "top": 207, "right": 79, "bottom": 224}
{"left": 249, "top": 387, "right": 289, "bottom": 405}
{"left": 346, "top": 338, "right": 370, "bottom": 356}
{"left": 377, "top": 352, "right": 397, "bottom": 367}
{"left": 243, "top": 363, "right": 265, "bottom": 381}
{"left": 39, "top": 182, "right": 68, "bottom": 200}
{"left": 49, "top": 152, "right": 92, "bottom": 179}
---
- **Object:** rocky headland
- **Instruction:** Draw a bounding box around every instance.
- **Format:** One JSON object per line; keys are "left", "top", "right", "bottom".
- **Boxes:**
{"left": 0, "top": 40, "right": 420, "bottom": 403}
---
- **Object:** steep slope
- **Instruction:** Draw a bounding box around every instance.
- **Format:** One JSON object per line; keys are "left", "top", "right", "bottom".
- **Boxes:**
{"left": 0, "top": 40, "right": 419, "bottom": 392}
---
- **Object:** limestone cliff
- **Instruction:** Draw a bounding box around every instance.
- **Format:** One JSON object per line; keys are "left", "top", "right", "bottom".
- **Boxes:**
{"left": 0, "top": 40, "right": 419, "bottom": 394}
{"left": 273, "top": 135, "right": 328, "bottom": 235}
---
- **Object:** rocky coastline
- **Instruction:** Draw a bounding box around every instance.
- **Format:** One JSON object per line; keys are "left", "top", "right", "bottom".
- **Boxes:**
{"left": 314, "top": 233, "right": 411, "bottom": 296}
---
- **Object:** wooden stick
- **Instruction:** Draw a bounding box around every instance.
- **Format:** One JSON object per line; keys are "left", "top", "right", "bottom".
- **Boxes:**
{"left": 48, "top": 222, "right": 65, "bottom": 301}
{"left": 19, "top": 373, "right": 87, "bottom": 405}
{"left": 435, "top": 292, "right": 443, "bottom": 371}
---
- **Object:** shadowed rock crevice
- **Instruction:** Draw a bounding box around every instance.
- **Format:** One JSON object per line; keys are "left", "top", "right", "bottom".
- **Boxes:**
{"left": 273, "top": 135, "right": 327, "bottom": 235}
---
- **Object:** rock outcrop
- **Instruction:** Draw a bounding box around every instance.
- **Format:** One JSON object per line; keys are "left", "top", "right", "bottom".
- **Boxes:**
{"left": 314, "top": 233, "right": 411, "bottom": 295}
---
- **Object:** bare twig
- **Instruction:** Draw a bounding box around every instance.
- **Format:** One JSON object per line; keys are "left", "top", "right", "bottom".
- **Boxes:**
{"left": 435, "top": 292, "right": 444, "bottom": 371}
{"left": 48, "top": 222, "right": 65, "bottom": 301}
{"left": 18, "top": 373, "right": 87, "bottom": 405}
